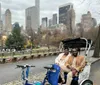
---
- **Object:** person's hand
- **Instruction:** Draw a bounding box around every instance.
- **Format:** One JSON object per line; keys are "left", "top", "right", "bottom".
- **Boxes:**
{"left": 62, "top": 79, "right": 65, "bottom": 83}
{"left": 67, "top": 65, "right": 74, "bottom": 70}
{"left": 67, "top": 65, "right": 70, "bottom": 69}
{"left": 55, "top": 63, "right": 59, "bottom": 65}
{"left": 72, "top": 69, "right": 78, "bottom": 76}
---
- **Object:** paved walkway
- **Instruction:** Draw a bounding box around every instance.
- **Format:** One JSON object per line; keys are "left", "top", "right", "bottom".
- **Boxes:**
{"left": 90, "top": 59, "right": 100, "bottom": 85}
{"left": 0, "top": 56, "right": 56, "bottom": 84}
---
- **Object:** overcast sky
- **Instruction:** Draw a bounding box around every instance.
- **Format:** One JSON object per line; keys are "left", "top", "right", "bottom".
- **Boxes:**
{"left": 0, "top": 0, "right": 100, "bottom": 28}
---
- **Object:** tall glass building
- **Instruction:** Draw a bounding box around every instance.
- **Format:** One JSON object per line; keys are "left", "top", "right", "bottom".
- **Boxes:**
{"left": 59, "top": 3, "right": 75, "bottom": 35}
{"left": 59, "top": 3, "right": 73, "bottom": 25}
{"left": 25, "top": 0, "right": 40, "bottom": 32}
{"left": 42, "top": 17, "right": 48, "bottom": 28}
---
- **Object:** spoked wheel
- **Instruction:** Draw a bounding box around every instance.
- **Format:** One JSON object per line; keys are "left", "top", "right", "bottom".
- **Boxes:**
{"left": 81, "top": 80, "right": 93, "bottom": 85}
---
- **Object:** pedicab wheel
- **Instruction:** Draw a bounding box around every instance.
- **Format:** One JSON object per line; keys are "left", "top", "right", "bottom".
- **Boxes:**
{"left": 81, "top": 80, "right": 93, "bottom": 85}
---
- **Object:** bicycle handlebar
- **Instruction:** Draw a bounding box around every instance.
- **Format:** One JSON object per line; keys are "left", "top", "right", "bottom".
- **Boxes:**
{"left": 16, "top": 64, "right": 35, "bottom": 68}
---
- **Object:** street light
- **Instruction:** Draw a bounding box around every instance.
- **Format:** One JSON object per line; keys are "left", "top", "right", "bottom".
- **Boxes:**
{"left": 2, "top": 35, "right": 7, "bottom": 49}
{"left": 28, "top": 36, "right": 32, "bottom": 51}
{"left": 1, "top": 35, "right": 7, "bottom": 56}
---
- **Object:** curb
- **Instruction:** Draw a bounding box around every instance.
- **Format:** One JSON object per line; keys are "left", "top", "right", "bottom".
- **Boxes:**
{"left": 88, "top": 58, "right": 100, "bottom": 84}
{"left": 0, "top": 52, "right": 59, "bottom": 64}
{"left": 91, "top": 58, "right": 100, "bottom": 64}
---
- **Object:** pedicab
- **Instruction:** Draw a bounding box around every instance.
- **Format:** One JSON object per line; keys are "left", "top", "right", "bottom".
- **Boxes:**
{"left": 16, "top": 38, "right": 93, "bottom": 85}
{"left": 42, "top": 38, "right": 93, "bottom": 85}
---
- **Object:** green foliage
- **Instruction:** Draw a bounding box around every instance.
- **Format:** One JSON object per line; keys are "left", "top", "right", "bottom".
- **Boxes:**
{"left": 6, "top": 23, "right": 26, "bottom": 50}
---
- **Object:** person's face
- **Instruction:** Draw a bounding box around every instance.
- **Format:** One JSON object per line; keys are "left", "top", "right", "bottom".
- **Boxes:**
{"left": 72, "top": 51, "right": 78, "bottom": 57}
{"left": 64, "top": 49, "right": 69, "bottom": 55}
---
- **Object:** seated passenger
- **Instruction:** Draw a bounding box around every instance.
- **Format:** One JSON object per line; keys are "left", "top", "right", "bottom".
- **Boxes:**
{"left": 65, "top": 48, "right": 86, "bottom": 85}
{"left": 55, "top": 48, "right": 71, "bottom": 83}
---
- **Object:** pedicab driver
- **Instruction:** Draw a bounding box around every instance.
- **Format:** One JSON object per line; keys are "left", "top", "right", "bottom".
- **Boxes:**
{"left": 55, "top": 48, "right": 71, "bottom": 83}
{"left": 65, "top": 48, "right": 86, "bottom": 85}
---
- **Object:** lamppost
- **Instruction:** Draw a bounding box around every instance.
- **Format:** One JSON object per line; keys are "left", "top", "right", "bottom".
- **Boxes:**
{"left": 1, "top": 35, "right": 7, "bottom": 56}
{"left": 2, "top": 35, "right": 7, "bottom": 49}
{"left": 28, "top": 36, "right": 32, "bottom": 52}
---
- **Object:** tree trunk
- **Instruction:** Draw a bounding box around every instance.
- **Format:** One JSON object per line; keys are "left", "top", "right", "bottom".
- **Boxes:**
{"left": 93, "top": 25, "right": 100, "bottom": 58}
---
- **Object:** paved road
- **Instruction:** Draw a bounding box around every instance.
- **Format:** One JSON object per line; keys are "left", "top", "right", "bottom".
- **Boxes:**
{"left": 0, "top": 50, "right": 99, "bottom": 85}
{"left": 0, "top": 56, "right": 56, "bottom": 84}
{"left": 90, "top": 60, "right": 100, "bottom": 85}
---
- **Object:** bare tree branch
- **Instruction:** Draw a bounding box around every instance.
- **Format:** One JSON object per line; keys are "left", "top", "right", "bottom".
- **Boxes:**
{"left": 92, "top": 9, "right": 100, "bottom": 15}
{"left": 80, "top": 0, "right": 92, "bottom": 8}
{"left": 80, "top": 0, "right": 86, "bottom": 4}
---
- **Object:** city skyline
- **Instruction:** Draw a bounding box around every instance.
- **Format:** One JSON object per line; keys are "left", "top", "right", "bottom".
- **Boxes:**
{"left": 0, "top": 0, "right": 100, "bottom": 28}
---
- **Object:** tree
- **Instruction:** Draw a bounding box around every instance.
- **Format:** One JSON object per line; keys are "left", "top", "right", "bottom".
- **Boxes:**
{"left": 79, "top": 0, "right": 100, "bottom": 57}
{"left": 6, "top": 23, "right": 26, "bottom": 50}
{"left": 83, "top": 27, "right": 98, "bottom": 41}
{"left": 93, "top": 25, "right": 100, "bottom": 58}
{"left": 26, "top": 27, "right": 38, "bottom": 47}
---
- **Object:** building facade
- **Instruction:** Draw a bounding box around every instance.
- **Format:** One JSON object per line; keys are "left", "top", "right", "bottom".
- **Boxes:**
{"left": 0, "top": 3, "right": 1, "bottom": 21}
{"left": 59, "top": 3, "right": 75, "bottom": 35}
{"left": 0, "top": 3, "right": 2, "bottom": 34}
{"left": 25, "top": 0, "right": 40, "bottom": 33}
{"left": 0, "top": 20, "right": 3, "bottom": 34}
{"left": 5, "top": 9, "right": 12, "bottom": 35}
{"left": 49, "top": 19, "right": 52, "bottom": 27}
{"left": 48, "top": 23, "right": 67, "bottom": 34}
{"left": 75, "top": 23, "right": 83, "bottom": 37}
{"left": 52, "top": 14, "right": 57, "bottom": 25}
{"left": 81, "top": 11, "right": 97, "bottom": 32}
{"left": 42, "top": 17, "right": 48, "bottom": 28}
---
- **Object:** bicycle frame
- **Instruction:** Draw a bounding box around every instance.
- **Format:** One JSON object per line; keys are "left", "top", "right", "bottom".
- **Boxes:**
{"left": 17, "top": 65, "right": 35, "bottom": 85}
{"left": 21, "top": 66, "right": 32, "bottom": 85}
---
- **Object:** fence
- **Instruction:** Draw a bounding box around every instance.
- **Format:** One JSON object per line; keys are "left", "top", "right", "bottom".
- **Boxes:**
{"left": 0, "top": 49, "right": 60, "bottom": 64}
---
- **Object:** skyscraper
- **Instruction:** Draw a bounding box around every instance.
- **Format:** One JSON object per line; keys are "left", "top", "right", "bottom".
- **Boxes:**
{"left": 0, "top": 20, "right": 3, "bottom": 34}
{"left": 42, "top": 17, "right": 48, "bottom": 28}
{"left": 0, "top": 3, "right": 2, "bottom": 34}
{"left": 81, "top": 11, "right": 97, "bottom": 32}
{"left": 0, "top": 3, "right": 1, "bottom": 20}
{"left": 59, "top": 3, "right": 75, "bottom": 35}
{"left": 26, "top": 0, "right": 40, "bottom": 33}
{"left": 52, "top": 14, "right": 57, "bottom": 25}
{"left": 49, "top": 19, "right": 52, "bottom": 27}
{"left": 5, "top": 9, "right": 12, "bottom": 35}
{"left": 35, "top": 0, "right": 40, "bottom": 27}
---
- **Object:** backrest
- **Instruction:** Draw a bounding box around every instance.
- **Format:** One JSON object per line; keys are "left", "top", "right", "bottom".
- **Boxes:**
{"left": 47, "top": 64, "right": 60, "bottom": 85}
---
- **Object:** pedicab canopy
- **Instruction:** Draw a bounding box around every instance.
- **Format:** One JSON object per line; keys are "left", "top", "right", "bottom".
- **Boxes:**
{"left": 61, "top": 38, "right": 92, "bottom": 49}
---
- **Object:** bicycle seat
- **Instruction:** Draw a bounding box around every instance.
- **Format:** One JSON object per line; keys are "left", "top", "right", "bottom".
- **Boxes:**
{"left": 44, "top": 66, "right": 54, "bottom": 70}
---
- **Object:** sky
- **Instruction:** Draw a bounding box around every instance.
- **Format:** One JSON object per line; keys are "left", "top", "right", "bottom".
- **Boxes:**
{"left": 0, "top": 0, "right": 100, "bottom": 28}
